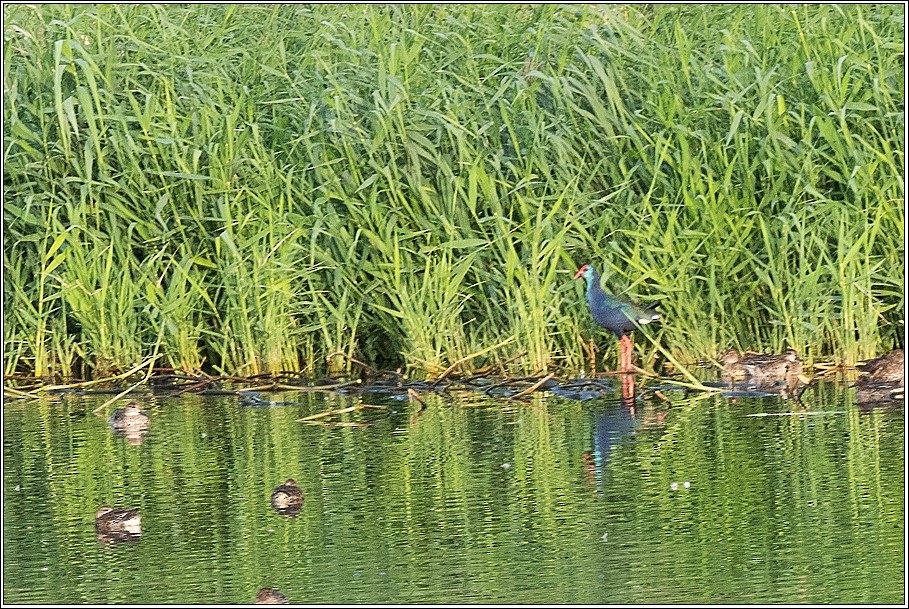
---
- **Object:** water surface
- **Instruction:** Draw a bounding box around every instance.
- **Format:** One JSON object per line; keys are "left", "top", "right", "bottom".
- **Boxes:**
{"left": 3, "top": 381, "right": 904, "bottom": 604}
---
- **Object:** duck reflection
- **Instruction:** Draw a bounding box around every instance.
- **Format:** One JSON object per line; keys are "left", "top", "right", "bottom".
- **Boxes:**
{"left": 254, "top": 587, "right": 289, "bottom": 604}
{"left": 108, "top": 402, "right": 150, "bottom": 445}
{"left": 95, "top": 505, "right": 141, "bottom": 545}
{"left": 270, "top": 479, "right": 304, "bottom": 517}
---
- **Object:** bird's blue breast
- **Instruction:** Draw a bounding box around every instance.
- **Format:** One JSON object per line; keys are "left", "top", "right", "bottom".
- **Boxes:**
{"left": 588, "top": 293, "right": 639, "bottom": 338}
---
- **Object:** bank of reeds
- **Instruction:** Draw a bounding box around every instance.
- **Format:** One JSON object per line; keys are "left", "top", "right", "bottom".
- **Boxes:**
{"left": 3, "top": 4, "right": 904, "bottom": 380}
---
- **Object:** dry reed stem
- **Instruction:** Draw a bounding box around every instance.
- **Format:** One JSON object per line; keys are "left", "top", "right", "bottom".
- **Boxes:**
{"left": 432, "top": 337, "right": 517, "bottom": 385}
{"left": 509, "top": 373, "right": 556, "bottom": 400}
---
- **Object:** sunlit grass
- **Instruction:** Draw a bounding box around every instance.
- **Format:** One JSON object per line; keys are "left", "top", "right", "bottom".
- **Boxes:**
{"left": 3, "top": 3, "right": 903, "bottom": 379}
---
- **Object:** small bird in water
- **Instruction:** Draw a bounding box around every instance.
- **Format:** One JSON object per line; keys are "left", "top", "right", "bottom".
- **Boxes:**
{"left": 857, "top": 349, "right": 904, "bottom": 383}
{"left": 855, "top": 349, "right": 904, "bottom": 403}
{"left": 720, "top": 349, "right": 803, "bottom": 383}
{"left": 270, "top": 479, "right": 304, "bottom": 517}
{"left": 108, "top": 402, "right": 151, "bottom": 445}
{"left": 108, "top": 402, "right": 150, "bottom": 431}
{"left": 95, "top": 505, "right": 142, "bottom": 545}
{"left": 574, "top": 263, "right": 660, "bottom": 373}
{"left": 254, "top": 587, "right": 289, "bottom": 604}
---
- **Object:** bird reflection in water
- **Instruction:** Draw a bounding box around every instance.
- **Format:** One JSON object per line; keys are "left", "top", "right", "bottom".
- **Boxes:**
{"left": 583, "top": 401, "right": 668, "bottom": 489}
{"left": 583, "top": 406, "right": 638, "bottom": 489}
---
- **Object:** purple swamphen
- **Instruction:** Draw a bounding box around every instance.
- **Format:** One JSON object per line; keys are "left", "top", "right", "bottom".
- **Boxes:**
{"left": 574, "top": 264, "right": 660, "bottom": 373}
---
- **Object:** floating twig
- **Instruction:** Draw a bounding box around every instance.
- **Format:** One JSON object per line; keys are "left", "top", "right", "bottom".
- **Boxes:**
{"left": 509, "top": 373, "right": 556, "bottom": 400}
{"left": 481, "top": 377, "right": 524, "bottom": 395}
{"left": 406, "top": 388, "right": 426, "bottom": 406}
{"left": 172, "top": 378, "right": 216, "bottom": 395}
{"left": 3, "top": 387, "right": 34, "bottom": 399}
{"left": 643, "top": 339, "right": 710, "bottom": 389}
{"left": 239, "top": 379, "right": 363, "bottom": 394}
{"left": 25, "top": 356, "right": 160, "bottom": 401}
{"left": 92, "top": 355, "right": 161, "bottom": 414}
{"left": 92, "top": 379, "right": 146, "bottom": 414}
{"left": 295, "top": 402, "right": 386, "bottom": 422}
{"left": 297, "top": 405, "right": 360, "bottom": 421}
{"left": 651, "top": 377, "right": 723, "bottom": 393}
{"left": 302, "top": 379, "right": 362, "bottom": 392}
{"left": 432, "top": 337, "right": 517, "bottom": 386}
{"left": 746, "top": 410, "right": 847, "bottom": 417}
{"left": 301, "top": 420, "right": 370, "bottom": 428}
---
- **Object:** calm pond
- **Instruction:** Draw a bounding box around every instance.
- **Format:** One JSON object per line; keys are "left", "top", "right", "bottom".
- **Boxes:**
{"left": 3, "top": 380, "right": 904, "bottom": 605}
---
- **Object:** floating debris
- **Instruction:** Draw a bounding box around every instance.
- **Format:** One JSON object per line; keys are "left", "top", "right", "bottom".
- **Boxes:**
{"left": 509, "top": 373, "right": 556, "bottom": 400}
{"left": 746, "top": 411, "right": 848, "bottom": 417}
{"left": 300, "top": 420, "right": 371, "bottom": 428}
{"left": 2, "top": 359, "right": 851, "bottom": 408}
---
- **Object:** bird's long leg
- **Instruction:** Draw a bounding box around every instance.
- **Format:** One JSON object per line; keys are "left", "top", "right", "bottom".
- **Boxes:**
{"left": 618, "top": 337, "right": 625, "bottom": 372}
{"left": 620, "top": 334, "right": 633, "bottom": 373}
{"left": 621, "top": 371, "right": 636, "bottom": 405}
{"left": 626, "top": 335, "right": 633, "bottom": 372}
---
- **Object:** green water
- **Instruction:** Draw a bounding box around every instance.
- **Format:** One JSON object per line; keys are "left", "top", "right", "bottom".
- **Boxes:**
{"left": 2, "top": 383, "right": 904, "bottom": 604}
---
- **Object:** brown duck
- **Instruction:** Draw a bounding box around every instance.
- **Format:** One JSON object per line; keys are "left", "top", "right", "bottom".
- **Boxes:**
{"left": 855, "top": 349, "right": 904, "bottom": 403}
{"left": 95, "top": 505, "right": 142, "bottom": 544}
{"left": 270, "top": 479, "right": 304, "bottom": 517}
{"left": 721, "top": 349, "right": 804, "bottom": 383}
{"left": 254, "top": 587, "right": 289, "bottom": 604}
{"left": 857, "top": 349, "right": 904, "bottom": 383}
{"left": 108, "top": 402, "right": 150, "bottom": 431}
{"left": 108, "top": 402, "right": 151, "bottom": 445}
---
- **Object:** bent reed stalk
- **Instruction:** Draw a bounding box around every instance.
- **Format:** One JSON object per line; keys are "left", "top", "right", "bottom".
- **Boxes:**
{"left": 3, "top": 4, "right": 903, "bottom": 380}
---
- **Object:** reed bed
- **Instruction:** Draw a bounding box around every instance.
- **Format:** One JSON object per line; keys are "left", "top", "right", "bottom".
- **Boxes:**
{"left": 3, "top": 4, "right": 904, "bottom": 380}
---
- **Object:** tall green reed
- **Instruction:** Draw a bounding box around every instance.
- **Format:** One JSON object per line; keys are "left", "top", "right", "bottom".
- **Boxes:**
{"left": 4, "top": 3, "right": 903, "bottom": 378}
